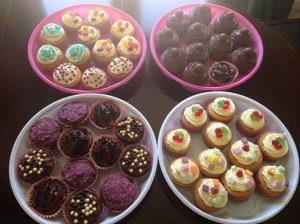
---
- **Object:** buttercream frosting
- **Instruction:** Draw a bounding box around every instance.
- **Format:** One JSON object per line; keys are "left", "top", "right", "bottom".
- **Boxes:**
{"left": 231, "top": 139, "right": 261, "bottom": 165}
{"left": 206, "top": 122, "right": 232, "bottom": 145}
{"left": 240, "top": 109, "right": 265, "bottom": 130}
{"left": 170, "top": 157, "right": 199, "bottom": 184}
{"left": 262, "top": 133, "right": 288, "bottom": 158}
{"left": 183, "top": 104, "right": 207, "bottom": 127}
{"left": 198, "top": 148, "right": 227, "bottom": 175}
{"left": 262, "top": 165, "right": 286, "bottom": 192}
{"left": 111, "top": 19, "right": 134, "bottom": 39}
{"left": 211, "top": 97, "right": 235, "bottom": 117}
{"left": 166, "top": 129, "right": 191, "bottom": 152}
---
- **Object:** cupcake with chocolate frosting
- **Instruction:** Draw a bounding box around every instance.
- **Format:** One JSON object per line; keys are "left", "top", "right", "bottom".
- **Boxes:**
{"left": 185, "top": 42, "right": 208, "bottom": 63}
{"left": 208, "top": 33, "right": 233, "bottom": 60}
{"left": 183, "top": 62, "right": 207, "bottom": 85}
{"left": 155, "top": 28, "right": 179, "bottom": 53}
{"left": 161, "top": 47, "right": 188, "bottom": 75}
{"left": 231, "top": 47, "right": 257, "bottom": 73}
{"left": 231, "top": 28, "right": 253, "bottom": 49}
{"left": 189, "top": 4, "right": 212, "bottom": 25}
{"left": 166, "top": 11, "right": 191, "bottom": 35}
{"left": 214, "top": 11, "right": 238, "bottom": 34}
{"left": 186, "top": 22, "right": 210, "bottom": 44}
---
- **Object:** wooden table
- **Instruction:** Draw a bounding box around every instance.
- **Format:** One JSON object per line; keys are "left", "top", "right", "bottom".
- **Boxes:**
{"left": 0, "top": 0, "right": 299, "bottom": 223}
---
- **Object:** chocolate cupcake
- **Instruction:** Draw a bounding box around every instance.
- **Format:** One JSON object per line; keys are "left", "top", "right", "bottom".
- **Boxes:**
{"left": 214, "top": 11, "right": 238, "bottom": 34}
{"left": 186, "top": 22, "right": 210, "bottom": 44}
{"left": 58, "top": 126, "right": 94, "bottom": 158}
{"left": 209, "top": 61, "right": 239, "bottom": 85}
{"left": 155, "top": 28, "right": 179, "bottom": 53}
{"left": 186, "top": 42, "right": 208, "bottom": 63}
{"left": 114, "top": 116, "right": 145, "bottom": 144}
{"left": 61, "top": 158, "right": 97, "bottom": 190}
{"left": 161, "top": 47, "right": 188, "bottom": 75}
{"left": 17, "top": 148, "right": 55, "bottom": 184}
{"left": 231, "top": 28, "right": 253, "bottom": 49}
{"left": 63, "top": 189, "right": 102, "bottom": 224}
{"left": 231, "top": 47, "right": 257, "bottom": 73}
{"left": 100, "top": 172, "right": 139, "bottom": 212}
{"left": 90, "top": 135, "right": 123, "bottom": 169}
{"left": 208, "top": 33, "right": 233, "bottom": 60}
{"left": 27, "top": 177, "right": 68, "bottom": 218}
{"left": 57, "top": 102, "right": 90, "bottom": 127}
{"left": 89, "top": 100, "right": 121, "bottom": 130}
{"left": 28, "top": 117, "right": 61, "bottom": 149}
{"left": 189, "top": 4, "right": 212, "bottom": 25}
{"left": 183, "top": 62, "right": 208, "bottom": 85}
{"left": 119, "top": 144, "right": 152, "bottom": 178}
{"left": 166, "top": 11, "right": 191, "bottom": 35}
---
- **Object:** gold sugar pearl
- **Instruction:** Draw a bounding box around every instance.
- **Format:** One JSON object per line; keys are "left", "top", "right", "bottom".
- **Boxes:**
{"left": 84, "top": 220, "right": 88, "bottom": 224}
{"left": 129, "top": 169, "right": 133, "bottom": 173}
{"left": 81, "top": 209, "right": 85, "bottom": 213}
{"left": 139, "top": 163, "right": 142, "bottom": 166}
{"left": 131, "top": 163, "right": 135, "bottom": 167}
{"left": 130, "top": 131, "right": 134, "bottom": 135}
{"left": 89, "top": 210, "right": 93, "bottom": 215}
{"left": 143, "top": 161, "right": 147, "bottom": 165}
{"left": 18, "top": 165, "right": 22, "bottom": 168}
{"left": 85, "top": 212, "right": 89, "bottom": 216}
{"left": 29, "top": 156, "right": 33, "bottom": 159}
{"left": 29, "top": 170, "right": 33, "bottom": 174}
{"left": 43, "top": 154, "right": 47, "bottom": 157}
{"left": 134, "top": 159, "right": 138, "bottom": 163}
{"left": 144, "top": 152, "right": 148, "bottom": 155}
{"left": 21, "top": 167, "right": 24, "bottom": 171}
{"left": 126, "top": 125, "right": 130, "bottom": 128}
{"left": 85, "top": 198, "right": 90, "bottom": 202}
{"left": 38, "top": 162, "right": 42, "bottom": 165}
{"left": 92, "top": 201, "right": 96, "bottom": 205}
{"left": 139, "top": 169, "right": 143, "bottom": 173}
{"left": 33, "top": 150, "right": 36, "bottom": 154}
{"left": 89, "top": 194, "right": 93, "bottom": 199}
{"left": 23, "top": 173, "right": 27, "bottom": 177}
{"left": 33, "top": 167, "right": 37, "bottom": 172}
{"left": 37, "top": 153, "right": 40, "bottom": 157}
{"left": 26, "top": 166, "right": 30, "bottom": 169}
{"left": 74, "top": 212, "right": 78, "bottom": 217}
{"left": 38, "top": 150, "right": 42, "bottom": 153}
{"left": 25, "top": 155, "right": 29, "bottom": 158}
{"left": 27, "top": 159, "right": 31, "bottom": 163}
{"left": 135, "top": 134, "right": 138, "bottom": 137}
{"left": 92, "top": 207, "right": 96, "bottom": 211}
{"left": 85, "top": 207, "right": 90, "bottom": 212}
{"left": 76, "top": 199, "right": 80, "bottom": 203}
{"left": 126, "top": 152, "right": 130, "bottom": 155}
{"left": 37, "top": 171, "right": 41, "bottom": 174}
{"left": 71, "top": 199, "right": 75, "bottom": 203}
{"left": 122, "top": 162, "right": 126, "bottom": 166}
{"left": 74, "top": 219, "right": 78, "bottom": 224}
{"left": 89, "top": 204, "right": 92, "bottom": 208}
{"left": 70, "top": 211, "right": 74, "bottom": 215}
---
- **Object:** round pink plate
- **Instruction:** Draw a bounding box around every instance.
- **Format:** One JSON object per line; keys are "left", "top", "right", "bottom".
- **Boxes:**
{"left": 28, "top": 4, "right": 147, "bottom": 94}
{"left": 150, "top": 3, "right": 263, "bottom": 91}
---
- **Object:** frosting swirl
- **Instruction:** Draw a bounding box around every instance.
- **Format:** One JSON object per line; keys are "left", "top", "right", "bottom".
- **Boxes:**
{"left": 225, "top": 166, "right": 255, "bottom": 191}
{"left": 208, "top": 33, "right": 233, "bottom": 60}
{"left": 166, "top": 11, "right": 191, "bottom": 34}
{"left": 111, "top": 19, "right": 134, "bottom": 39}
{"left": 66, "top": 44, "right": 90, "bottom": 63}
{"left": 231, "top": 47, "right": 257, "bottom": 73}
{"left": 61, "top": 11, "right": 83, "bottom": 29}
{"left": 262, "top": 133, "right": 288, "bottom": 158}
{"left": 93, "top": 39, "right": 116, "bottom": 59}
{"left": 186, "top": 22, "right": 210, "bottom": 44}
{"left": 214, "top": 11, "right": 238, "bottom": 34}
{"left": 186, "top": 42, "right": 208, "bottom": 63}
{"left": 78, "top": 25, "right": 100, "bottom": 42}
{"left": 211, "top": 97, "right": 235, "bottom": 117}
{"left": 199, "top": 148, "right": 227, "bottom": 175}
{"left": 183, "top": 62, "right": 207, "bottom": 84}
{"left": 189, "top": 4, "right": 212, "bottom": 25}
{"left": 183, "top": 104, "right": 207, "bottom": 126}
{"left": 155, "top": 28, "right": 179, "bottom": 53}
{"left": 41, "top": 23, "right": 65, "bottom": 42}
{"left": 262, "top": 165, "right": 286, "bottom": 192}
{"left": 166, "top": 129, "right": 191, "bottom": 152}
{"left": 161, "top": 47, "right": 188, "bottom": 74}
{"left": 231, "top": 139, "right": 261, "bottom": 165}
{"left": 170, "top": 157, "right": 199, "bottom": 184}
{"left": 240, "top": 109, "right": 265, "bottom": 131}
{"left": 231, "top": 28, "right": 253, "bottom": 49}
{"left": 206, "top": 122, "right": 232, "bottom": 145}
{"left": 87, "top": 7, "right": 109, "bottom": 26}
{"left": 37, "top": 45, "right": 62, "bottom": 64}
{"left": 117, "top": 36, "right": 141, "bottom": 57}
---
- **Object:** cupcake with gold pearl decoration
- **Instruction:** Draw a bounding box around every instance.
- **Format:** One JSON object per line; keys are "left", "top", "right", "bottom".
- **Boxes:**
{"left": 236, "top": 109, "right": 265, "bottom": 137}
{"left": 207, "top": 97, "right": 236, "bottom": 123}
{"left": 87, "top": 7, "right": 110, "bottom": 32}
{"left": 77, "top": 25, "right": 100, "bottom": 47}
{"left": 117, "top": 36, "right": 141, "bottom": 61}
{"left": 61, "top": 11, "right": 84, "bottom": 32}
{"left": 111, "top": 19, "right": 134, "bottom": 42}
{"left": 180, "top": 104, "right": 208, "bottom": 132}
{"left": 203, "top": 122, "right": 232, "bottom": 149}
{"left": 92, "top": 39, "right": 117, "bottom": 64}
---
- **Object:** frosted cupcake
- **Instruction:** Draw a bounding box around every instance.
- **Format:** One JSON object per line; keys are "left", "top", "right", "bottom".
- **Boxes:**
{"left": 117, "top": 36, "right": 141, "bottom": 60}
{"left": 40, "top": 23, "right": 66, "bottom": 46}
{"left": 92, "top": 39, "right": 117, "bottom": 64}
{"left": 163, "top": 128, "right": 192, "bottom": 156}
{"left": 61, "top": 11, "right": 84, "bottom": 32}
{"left": 36, "top": 45, "right": 63, "bottom": 71}
{"left": 65, "top": 44, "right": 91, "bottom": 67}
{"left": 236, "top": 109, "right": 265, "bottom": 137}
{"left": 203, "top": 122, "right": 232, "bottom": 149}
{"left": 207, "top": 97, "right": 236, "bottom": 123}
{"left": 77, "top": 25, "right": 100, "bottom": 46}
{"left": 180, "top": 104, "right": 208, "bottom": 132}
{"left": 111, "top": 19, "right": 134, "bottom": 42}
{"left": 87, "top": 7, "right": 110, "bottom": 32}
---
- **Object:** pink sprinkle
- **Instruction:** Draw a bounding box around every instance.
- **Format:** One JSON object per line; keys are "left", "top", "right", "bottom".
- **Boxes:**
{"left": 182, "top": 164, "right": 189, "bottom": 172}
{"left": 245, "top": 180, "right": 254, "bottom": 188}
{"left": 208, "top": 164, "right": 215, "bottom": 170}
{"left": 286, "top": 180, "right": 289, "bottom": 187}
{"left": 181, "top": 157, "right": 189, "bottom": 163}
{"left": 234, "top": 147, "right": 242, "bottom": 154}
{"left": 219, "top": 158, "right": 225, "bottom": 165}
{"left": 202, "top": 184, "right": 209, "bottom": 192}
{"left": 241, "top": 137, "right": 248, "bottom": 144}
{"left": 273, "top": 181, "right": 281, "bottom": 188}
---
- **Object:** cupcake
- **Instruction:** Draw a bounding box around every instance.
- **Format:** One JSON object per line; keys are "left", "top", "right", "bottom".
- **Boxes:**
{"left": 166, "top": 11, "right": 191, "bottom": 35}
{"left": 231, "top": 28, "right": 253, "bottom": 49}
{"left": 117, "top": 36, "right": 141, "bottom": 60}
{"left": 163, "top": 128, "right": 191, "bottom": 156}
{"left": 65, "top": 44, "right": 91, "bottom": 67}
{"left": 207, "top": 97, "right": 236, "bottom": 123}
{"left": 203, "top": 122, "right": 232, "bottom": 149}
{"left": 36, "top": 44, "right": 63, "bottom": 71}
{"left": 161, "top": 47, "right": 188, "bottom": 75}
{"left": 77, "top": 25, "right": 101, "bottom": 47}
{"left": 228, "top": 137, "right": 263, "bottom": 171}
{"left": 209, "top": 61, "right": 238, "bottom": 86}
{"left": 180, "top": 103, "right": 208, "bottom": 132}
{"left": 214, "top": 11, "right": 238, "bottom": 34}
{"left": 87, "top": 7, "right": 110, "bottom": 32}
{"left": 208, "top": 33, "right": 233, "bottom": 60}
{"left": 185, "top": 42, "right": 209, "bottom": 63}
{"left": 53, "top": 62, "right": 82, "bottom": 88}
{"left": 90, "top": 135, "right": 123, "bottom": 169}
{"left": 57, "top": 127, "right": 94, "bottom": 158}
{"left": 40, "top": 23, "right": 66, "bottom": 46}
{"left": 114, "top": 116, "right": 145, "bottom": 145}
{"left": 27, "top": 177, "right": 68, "bottom": 218}
{"left": 111, "top": 19, "right": 134, "bottom": 42}
{"left": 183, "top": 62, "right": 208, "bottom": 85}
{"left": 119, "top": 144, "right": 152, "bottom": 178}
{"left": 89, "top": 100, "right": 121, "bottom": 129}
{"left": 28, "top": 117, "right": 61, "bottom": 149}
{"left": 92, "top": 39, "right": 117, "bottom": 64}
{"left": 155, "top": 28, "right": 179, "bottom": 53}
{"left": 17, "top": 148, "right": 55, "bottom": 184}
{"left": 221, "top": 166, "right": 255, "bottom": 202}
{"left": 257, "top": 132, "right": 289, "bottom": 161}
{"left": 189, "top": 4, "right": 212, "bottom": 25}
{"left": 61, "top": 158, "right": 97, "bottom": 190}
{"left": 61, "top": 11, "right": 84, "bottom": 32}
{"left": 231, "top": 47, "right": 257, "bottom": 73}
{"left": 100, "top": 172, "right": 139, "bottom": 212}
{"left": 256, "top": 165, "right": 288, "bottom": 197}
{"left": 198, "top": 148, "right": 227, "bottom": 178}
{"left": 170, "top": 157, "right": 200, "bottom": 187}
{"left": 81, "top": 67, "right": 107, "bottom": 89}
{"left": 186, "top": 22, "right": 210, "bottom": 44}
{"left": 107, "top": 56, "right": 133, "bottom": 80}
{"left": 63, "top": 189, "right": 102, "bottom": 224}
{"left": 194, "top": 178, "right": 228, "bottom": 213}
{"left": 236, "top": 109, "right": 265, "bottom": 137}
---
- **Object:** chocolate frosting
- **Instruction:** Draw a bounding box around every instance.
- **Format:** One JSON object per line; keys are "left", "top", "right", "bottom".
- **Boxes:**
{"left": 161, "top": 47, "right": 188, "bottom": 74}
{"left": 208, "top": 33, "right": 233, "bottom": 60}
{"left": 155, "top": 28, "right": 179, "bottom": 53}
{"left": 209, "top": 61, "right": 238, "bottom": 85}
{"left": 231, "top": 28, "right": 253, "bottom": 49}
{"left": 183, "top": 62, "right": 207, "bottom": 84}
{"left": 231, "top": 47, "right": 257, "bottom": 73}
{"left": 214, "top": 11, "right": 238, "bottom": 34}
{"left": 186, "top": 42, "right": 208, "bottom": 63}
{"left": 166, "top": 11, "right": 191, "bottom": 34}
{"left": 186, "top": 22, "right": 210, "bottom": 44}
{"left": 189, "top": 4, "right": 212, "bottom": 25}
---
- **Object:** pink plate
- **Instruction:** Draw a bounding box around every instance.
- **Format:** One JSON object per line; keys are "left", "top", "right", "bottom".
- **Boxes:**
{"left": 28, "top": 4, "right": 147, "bottom": 94}
{"left": 150, "top": 3, "right": 263, "bottom": 91}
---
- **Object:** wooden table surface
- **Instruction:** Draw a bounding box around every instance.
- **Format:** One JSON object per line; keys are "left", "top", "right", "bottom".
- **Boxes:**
{"left": 0, "top": 0, "right": 299, "bottom": 223}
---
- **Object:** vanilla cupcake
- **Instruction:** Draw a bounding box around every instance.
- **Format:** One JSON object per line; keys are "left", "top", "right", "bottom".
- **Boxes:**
{"left": 53, "top": 62, "right": 82, "bottom": 88}
{"left": 170, "top": 157, "right": 200, "bottom": 187}
{"left": 198, "top": 148, "right": 227, "bottom": 178}
{"left": 40, "top": 23, "right": 66, "bottom": 46}
{"left": 207, "top": 97, "right": 236, "bottom": 123}
{"left": 111, "top": 19, "right": 134, "bottom": 42}
{"left": 81, "top": 67, "right": 107, "bottom": 89}
{"left": 180, "top": 104, "right": 208, "bottom": 132}
{"left": 107, "top": 56, "right": 133, "bottom": 80}
{"left": 87, "top": 7, "right": 110, "bottom": 32}
{"left": 163, "top": 128, "right": 192, "bottom": 157}
{"left": 228, "top": 137, "right": 263, "bottom": 171}
{"left": 61, "top": 11, "right": 84, "bottom": 32}
{"left": 237, "top": 109, "right": 265, "bottom": 136}
{"left": 222, "top": 166, "right": 255, "bottom": 202}
{"left": 77, "top": 25, "right": 100, "bottom": 46}
{"left": 65, "top": 44, "right": 91, "bottom": 67}
{"left": 203, "top": 122, "right": 232, "bottom": 149}
{"left": 92, "top": 39, "right": 117, "bottom": 64}
{"left": 36, "top": 45, "right": 63, "bottom": 71}
{"left": 117, "top": 36, "right": 141, "bottom": 60}
{"left": 257, "top": 132, "right": 288, "bottom": 161}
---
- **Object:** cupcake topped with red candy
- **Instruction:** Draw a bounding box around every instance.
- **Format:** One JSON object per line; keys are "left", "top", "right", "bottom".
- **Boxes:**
{"left": 61, "top": 11, "right": 84, "bottom": 31}
{"left": 87, "top": 7, "right": 109, "bottom": 28}
{"left": 92, "top": 39, "right": 117, "bottom": 63}
{"left": 207, "top": 97, "right": 236, "bottom": 123}
{"left": 181, "top": 104, "right": 208, "bottom": 132}
{"left": 164, "top": 128, "right": 192, "bottom": 156}
{"left": 77, "top": 25, "right": 100, "bottom": 46}
{"left": 117, "top": 36, "right": 141, "bottom": 60}
{"left": 203, "top": 122, "right": 232, "bottom": 149}
{"left": 237, "top": 109, "right": 265, "bottom": 136}
{"left": 111, "top": 19, "right": 134, "bottom": 41}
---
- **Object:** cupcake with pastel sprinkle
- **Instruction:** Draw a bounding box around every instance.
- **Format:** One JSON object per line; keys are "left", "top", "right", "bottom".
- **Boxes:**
{"left": 180, "top": 104, "right": 208, "bottom": 132}
{"left": 236, "top": 109, "right": 265, "bottom": 137}
{"left": 117, "top": 36, "right": 141, "bottom": 60}
{"left": 111, "top": 19, "right": 134, "bottom": 42}
{"left": 203, "top": 122, "right": 232, "bottom": 149}
{"left": 65, "top": 44, "right": 91, "bottom": 67}
{"left": 207, "top": 97, "right": 236, "bottom": 123}
{"left": 40, "top": 23, "right": 66, "bottom": 46}
{"left": 164, "top": 128, "right": 192, "bottom": 156}
{"left": 36, "top": 45, "right": 63, "bottom": 71}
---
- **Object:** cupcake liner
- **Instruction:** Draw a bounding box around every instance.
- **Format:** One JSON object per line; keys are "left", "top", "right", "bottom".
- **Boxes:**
{"left": 57, "top": 110, "right": 90, "bottom": 129}
{"left": 209, "top": 61, "right": 239, "bottom": 86}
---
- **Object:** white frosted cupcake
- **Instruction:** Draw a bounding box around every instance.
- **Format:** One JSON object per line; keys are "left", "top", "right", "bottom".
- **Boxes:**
{"left": 180, "top": 104, "right": 208, "bottom": 132}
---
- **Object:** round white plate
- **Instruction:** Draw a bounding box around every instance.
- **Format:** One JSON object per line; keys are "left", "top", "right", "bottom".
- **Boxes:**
{"left": 9, "top": 94, "right": 158, "bottom": 224}
{"left": 158, "top": 91, "right": 299, "bottom": 224}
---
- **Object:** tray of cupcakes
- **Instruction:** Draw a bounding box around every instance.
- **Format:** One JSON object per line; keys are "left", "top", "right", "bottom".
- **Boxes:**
{"left": 9, "top": 94, "right": 157, "bottom": 224}
{"left": 158, "top": 91, "right": 299, "bottom": 223}
{"left": 150, "top": 3, "right": 263, "bottom": 91}
{"left": 28, "top": 4, "right": 146, "bottom": 94}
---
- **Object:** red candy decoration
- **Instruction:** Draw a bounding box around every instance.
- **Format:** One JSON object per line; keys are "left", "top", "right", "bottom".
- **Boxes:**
{"left": 242, "top": 144, "right": 249, "bottom": 152}
{"left": 91, "top": 17, "right": 96, "bottom": 21}
{"left": 93, "top": 10, "right": 98, "bottom": 16}
{"left": 73, "top": 19, "right": 79, "bottom": 23}
{"left": 195, "top": 108, "right": 203, "bottom": 117}
{"left": 223, "top": 100, "right": 230, "bottom": 109}
{"left": 127, "top": 46, "right": 134, "bottom": 51}
{"left": 106, "top": 46, "right": 112, "bottom": 51}
{"left": 97, "top": 48, "right": 103, "bottom": 52}
{"left": 117, "top": 21, "right": 123, "bottom": 26}
{"left": 100, "top": 13, "right": 105, "bottom": 17}
{"left": 215, "top": 128, "right": 222, "bottom": 138}
{"left": 211, "top": 187, "right": 219, "bottom": 195}
{"left": 173, "top": 135, "right": 183, "bottom": 143}
{"left": 236, "top": 170, "right": 243, "bottom": 177}
{"left": 253, "top": 110, "right": 264, "bottom": 120}
{"left": 272, "top": 140, "right": 282, "bottom": 150}
{"left": 119, "top": 27, "right": 125, "bottom": 32}
{"left": 133, "top": 43, "right": 139, "bottom": 49}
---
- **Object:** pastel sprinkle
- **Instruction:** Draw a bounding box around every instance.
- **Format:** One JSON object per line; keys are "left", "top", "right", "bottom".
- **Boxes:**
{"left": 286, "top": 180, "right": 289, "bottom": 187}
{"left": 267, "top": 168, "right": 275, "bottom": 176}
{"left": 241, "top": 137, "right": 248, "bottom": 144}
{"left": 273, "top": 181, "right": 281, "bottom": 188}
{"left": 234, "top": 147, "right": 242, "bottom": 154}
{"left": 213, "top": 179, "right": 220, "bottom": 186}
{"left": 182, "top": 164, "right": 189, "bottom": 172}
{"left": 245, "top": 180, "right": 254, "bottom": 188}
{"left": 228, "top": 176, "right": 236, "bottom": 184}
{"left": 208, "top": 163, "right": 215, "bottom": 170}
{"left": 191, "top": 165, "right": 198, "bottom": 173}
{"left": 202, "top": 184, "right": 209, "bottom": 192}
{"left": 181, "top": 157, "right": 189, "bottom": 163}
{"left": 245, "top": 169, "right": 253, "bottom": 176}
{"left": 212, "top": 198, "right": 220, "bottom": 205}
{"left": 219, "top": 158, "right": 225, "bottom": 165}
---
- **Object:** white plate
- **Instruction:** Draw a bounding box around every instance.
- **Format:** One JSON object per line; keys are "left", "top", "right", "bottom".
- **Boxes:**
{"left": 9, "top": 94, "right": 158, "bottom": 224}
{"left": 158, "top": 91, "right": 299, "bottom": 224}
